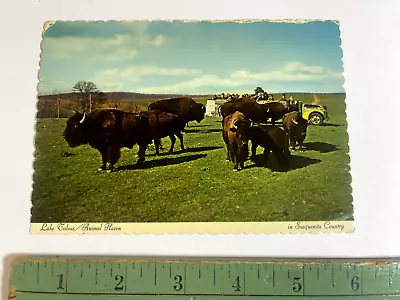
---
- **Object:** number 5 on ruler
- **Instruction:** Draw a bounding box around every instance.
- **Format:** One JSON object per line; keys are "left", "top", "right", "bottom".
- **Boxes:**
{"left": 56, "top": 274, "right": 64, "bottom": 290}
{"left": 293, "top": 277, "right": 302, "bottom": 292}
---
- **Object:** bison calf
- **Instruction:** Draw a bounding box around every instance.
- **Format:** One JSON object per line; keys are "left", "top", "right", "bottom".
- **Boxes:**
{"left": 222, "top": 111, "right": 253, "bottom": 171}
{"left": 140, "top": 110, "right": 186, "bottom": 156}
{"left": 248, "top": 125, "right": 291, "bottom": 169}
{"left": 282, "top": 111, "right": 308, "bottom": 151}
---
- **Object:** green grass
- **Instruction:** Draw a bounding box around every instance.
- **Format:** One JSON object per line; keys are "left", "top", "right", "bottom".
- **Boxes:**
{"left": 30, "top": 94, "right": 353, "bottom": 223}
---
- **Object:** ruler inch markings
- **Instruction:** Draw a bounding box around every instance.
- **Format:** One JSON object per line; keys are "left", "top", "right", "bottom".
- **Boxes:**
{"left": 243, "top": 268, "right": 247, "bottom": 295}
{"left": 65, "top": 261, "right": 68, "bottom": 293}
{"left": 213, "top": 265, "right": 216, "bottom": 286}
{"left": 95, "top": 263, "right": 98, "bottom": 285}
{"left": 183, "top": 263, "right": 187, "bottom": 294}
{"left": 124, "top": 262, "right": 127, "bottom": 294}
{"left": 273, "top": 267, "right": 275, "bottom": 287}
{"left": 302, "top": 264, "right": 305, "bottom": 296}
{"left": 10, "top": 258, "right": 400, "bottom": 298}
{"left": 154, "top": 263, "right": 157, "bottom": 285}
{"left": 36, "top": 262, "right": 40, "bottom": 285}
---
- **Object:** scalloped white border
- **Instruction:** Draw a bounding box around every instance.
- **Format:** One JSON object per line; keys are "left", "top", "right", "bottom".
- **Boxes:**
{"left": 33, "top": 19, "right": 352, "bottom": 235}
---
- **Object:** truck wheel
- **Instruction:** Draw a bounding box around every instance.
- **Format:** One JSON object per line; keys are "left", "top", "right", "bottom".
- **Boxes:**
{"left": 309, "top": 112, "right": 324, "bottom": 125}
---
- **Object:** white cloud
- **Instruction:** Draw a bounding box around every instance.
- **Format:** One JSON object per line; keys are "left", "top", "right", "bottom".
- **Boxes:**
{"left": 93, "top": 65, "right": 203, "bottom": 91}
{"left": 136, "top": 62, "right": 343, "bottom": 94}
{"left": 42, "top": 27, "right": 166, "bottom": 61}
{"left": 136, "top": 75, "right": 248, "bottom": 94}
{"left": 37, "top": 79, "right": 72, "bottom": 94}
{"left": 230, "top": 62, "right": 341, "bottom": 82}
{"left": 150, "top": 34, "right": 167, "bottom": 46}
{"left": 282, "top": 61, "right": 324, "bottom": 74}
{"left": 100, "top": 81, "right": 126, "bottom": 91}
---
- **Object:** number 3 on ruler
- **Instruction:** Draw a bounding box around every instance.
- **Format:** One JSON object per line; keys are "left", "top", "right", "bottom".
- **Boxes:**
{"left": 56, "top": 274, "right": 64, "bottom": 289}
{"left": 174, "top": 275, "right": 183, "bottom": 291}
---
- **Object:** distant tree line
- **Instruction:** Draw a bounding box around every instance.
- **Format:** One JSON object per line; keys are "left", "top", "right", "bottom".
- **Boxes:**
{"left": 36, "top": 80, "right": 345, "bottom": 118}
{"left": 36, "top": 80, "right": 148, "bottom": 118}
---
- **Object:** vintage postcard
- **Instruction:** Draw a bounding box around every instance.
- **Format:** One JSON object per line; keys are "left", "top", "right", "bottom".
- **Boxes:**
{"left": 30, "top": 19, "right": 353, "bottom": 234}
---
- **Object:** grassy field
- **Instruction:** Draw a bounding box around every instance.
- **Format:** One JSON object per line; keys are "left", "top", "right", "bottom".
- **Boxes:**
{"left": 30, "top": 94, "right": 353, "bottom": 223}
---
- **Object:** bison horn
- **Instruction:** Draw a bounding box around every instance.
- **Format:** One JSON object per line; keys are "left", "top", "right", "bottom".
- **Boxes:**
{"left": 249, "top": 119, "right": 254, "bottom": 127}
{"left": 266, "top": 108, "right": 270, "bottom": 112}
{"left": 292, "top": 118, "right": 298, "bottom": 125}
{"left": 80, "top": 112, "right": 86, "bottom": 124}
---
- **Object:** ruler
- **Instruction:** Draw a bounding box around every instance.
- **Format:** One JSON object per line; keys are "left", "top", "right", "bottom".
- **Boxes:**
{"left": 7, "top": 257, "right": 400, "bottom": 300}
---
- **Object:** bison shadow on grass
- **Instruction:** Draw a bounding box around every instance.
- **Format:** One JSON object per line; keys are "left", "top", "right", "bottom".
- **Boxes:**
{"left": 182, "top": 146, "right": 223, "bottom": 153}
{"left": 319, "top": 123, "right": 342, "bottom": 127}
{"left": 185, "top": 124, "right": 212, "bottom": 128}
{"left": 184, "top": 128, "right": 222, "bottom": 133}
{"left": 304, "top": 142, "right": 339, "bottom": 153}
{"left": 147, "top": 146, "right": 223, "bottom": 157}
{"left": 248, "top": 153, "right": 321, "bottom": 172}
{"left": 116, "top": 153, "right": 207, "bottom": 171}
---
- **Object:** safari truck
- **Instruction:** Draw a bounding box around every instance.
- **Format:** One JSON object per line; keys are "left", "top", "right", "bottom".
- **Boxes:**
{"left": 256, "top": 99, "right": 329, "bottom": 126}
{"left": 297, "top": 101, "right": 329, "bottom": 125}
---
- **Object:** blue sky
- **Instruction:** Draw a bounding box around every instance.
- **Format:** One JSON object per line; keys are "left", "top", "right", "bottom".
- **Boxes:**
{"left": 38, "top": 20, "right": 345, "bottom": 95}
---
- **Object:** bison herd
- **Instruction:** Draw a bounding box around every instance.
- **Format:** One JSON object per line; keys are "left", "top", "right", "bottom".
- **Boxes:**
{"left": 62, "top": 96, "right": 309, "bottom": 172}
{"left": 220, "top": 97, "right": 308, "bottom": 171}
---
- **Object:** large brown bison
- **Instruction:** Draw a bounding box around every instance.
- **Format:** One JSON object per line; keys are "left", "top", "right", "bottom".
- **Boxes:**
{"left": 219, "top": 100, "right": 298, "bottom": 126}
{"left": 62, "top": 109, "right": 185, "bottom": 172}
{"left": 282, "top": 111, "right": 308, "bottom": 151}
{"left": 222, "top": 111, "right": 254, "bottom": 171}
{"left": 218, "top": 99, "right": 270, "bottom": 124}
{"left": 248, "top": 124, "right": 291, "bottom": 169}
{"left": 262, "top": 102, "right": 290, "bottom": 125}
{"left": 147, "top": 96, "right": 206, "bottom": 127}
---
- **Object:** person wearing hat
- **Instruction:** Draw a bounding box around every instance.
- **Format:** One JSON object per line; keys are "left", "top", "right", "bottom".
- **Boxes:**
{"left": 281, "top": 93, "right": 289, "bottom": 108}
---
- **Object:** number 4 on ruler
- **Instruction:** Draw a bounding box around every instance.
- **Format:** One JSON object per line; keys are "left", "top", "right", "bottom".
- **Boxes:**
{"left": 232, "top": 276, "right": 241, "bottom": 292}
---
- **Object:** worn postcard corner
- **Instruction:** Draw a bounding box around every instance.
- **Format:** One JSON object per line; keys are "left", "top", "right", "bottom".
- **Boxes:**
{"left": 31, "top": 19, "right": 352, "bottom": 235}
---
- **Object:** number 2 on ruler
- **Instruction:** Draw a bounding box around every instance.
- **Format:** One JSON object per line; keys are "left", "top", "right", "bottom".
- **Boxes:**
{"left": 115, "top": 275, "right": 124, "bottom": 290}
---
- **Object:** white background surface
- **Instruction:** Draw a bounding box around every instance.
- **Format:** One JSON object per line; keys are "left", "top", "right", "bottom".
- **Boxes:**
{"left": 1, "top": 0, "right": 400, "bottom": 298}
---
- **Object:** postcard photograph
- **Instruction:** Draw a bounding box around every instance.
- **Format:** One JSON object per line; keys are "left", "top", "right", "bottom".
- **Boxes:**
{"left": 31, "top": 20, "right": 353, "bottom": 234}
